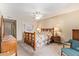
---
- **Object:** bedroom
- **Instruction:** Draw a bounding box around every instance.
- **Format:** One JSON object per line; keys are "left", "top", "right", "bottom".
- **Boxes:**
{"left": 0, "top": 3, "right": 79, "bottom": 56}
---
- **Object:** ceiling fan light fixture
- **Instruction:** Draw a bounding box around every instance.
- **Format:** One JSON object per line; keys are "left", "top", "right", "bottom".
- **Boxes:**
{"left": 33, "top": 11, "right": 43, "bottom": 20}
{"left": 35, "top": 14, "right": 42, "bottom": 20}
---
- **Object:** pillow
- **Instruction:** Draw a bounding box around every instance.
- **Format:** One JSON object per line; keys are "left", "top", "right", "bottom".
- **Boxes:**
{"left": 71, "top": 40, "right": 79, "bottom": 51}
{"left": 68, "top": 39, "right": 73, "bottom": 43}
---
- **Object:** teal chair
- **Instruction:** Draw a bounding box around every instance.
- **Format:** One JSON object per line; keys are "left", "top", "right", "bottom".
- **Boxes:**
{"left": 61, "top": 39, "right": 79, "bottom": 56}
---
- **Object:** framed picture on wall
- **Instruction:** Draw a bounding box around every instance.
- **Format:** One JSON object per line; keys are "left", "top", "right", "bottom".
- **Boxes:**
{"left": 24, "top": 24, "right": 33, "bottom": 32}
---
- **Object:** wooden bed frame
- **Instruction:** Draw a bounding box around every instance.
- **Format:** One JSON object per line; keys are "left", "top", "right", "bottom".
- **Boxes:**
{"left": 41, "top": 28, "right": 54, "bottom": 31}
{"left": 23, "top": 32, "right": 36, "bottom": 50}
{"left": 23, "top": 28, "right": 54, "bottom": 50}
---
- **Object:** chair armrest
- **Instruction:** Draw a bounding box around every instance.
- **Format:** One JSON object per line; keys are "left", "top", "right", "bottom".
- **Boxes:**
{"left": 62, "top": 42, "right": 71, "bottom": 48}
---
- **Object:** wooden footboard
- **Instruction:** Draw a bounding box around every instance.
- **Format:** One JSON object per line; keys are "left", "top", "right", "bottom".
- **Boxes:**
{"left": 23, "top": 32, "right": 36, "bottom": 50}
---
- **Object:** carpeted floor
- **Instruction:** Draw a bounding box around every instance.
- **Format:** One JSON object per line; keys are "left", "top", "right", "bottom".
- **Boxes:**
{"left": 17, "top": 41, "right": 63, "bottom": 56}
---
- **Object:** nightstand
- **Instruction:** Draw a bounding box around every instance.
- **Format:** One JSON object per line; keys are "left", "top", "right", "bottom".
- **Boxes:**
{"left": 53, "top": 36, "right": 61, "bottom": 43}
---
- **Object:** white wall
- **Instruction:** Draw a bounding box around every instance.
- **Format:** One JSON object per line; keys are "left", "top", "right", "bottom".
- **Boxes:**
{"left": 38, "top": 10, "right": 79, "bottom": 42}
{"left": 16, "top": 19, "right": 22, "bottom": 41}
{"left": 16, "top": 10, "right": 79, "bottom": 42}
{"left": 16, "top": 18, "right": 37, "bottom": 41}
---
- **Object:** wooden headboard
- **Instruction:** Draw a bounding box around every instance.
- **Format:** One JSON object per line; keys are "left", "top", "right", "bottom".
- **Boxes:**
{"left": 41, "top": 28, "right": 54, "bottom": 36}
{"left": 72, "top": 29, "right": 79, "bottom": 41}
{"left": 41, "top": 28, "right": 54, "bottom": 31}
{"left": 23, "top": 32, "right": 36, "bottom": 50}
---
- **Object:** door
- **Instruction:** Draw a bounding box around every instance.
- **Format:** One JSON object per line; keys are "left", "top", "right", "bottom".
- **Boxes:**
{"left": 72, "top": 29, "right": 79, "bottom": 41}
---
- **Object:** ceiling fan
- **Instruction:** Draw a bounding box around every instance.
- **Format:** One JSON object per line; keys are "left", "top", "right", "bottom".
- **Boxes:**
{"left": 33, "top": 11, "right": 43, "bottom": 20}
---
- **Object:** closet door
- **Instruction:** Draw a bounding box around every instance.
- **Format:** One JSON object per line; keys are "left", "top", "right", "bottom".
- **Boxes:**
{"left": 72, "top": 29, "right": 79, "bottom": 41}
{"left": 0, "top": 16, "right": 4, "bottom": 53}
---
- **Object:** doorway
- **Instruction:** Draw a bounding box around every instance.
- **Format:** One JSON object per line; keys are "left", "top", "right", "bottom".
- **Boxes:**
{"left": 4, "top": 19, "right": 17, "bottom": 38}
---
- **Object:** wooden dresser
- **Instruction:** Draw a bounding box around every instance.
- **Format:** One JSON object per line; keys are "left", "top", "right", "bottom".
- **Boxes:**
{"left": 72, "top": 29, "right": 79, "bottom": 41}
{"left": 54, "top": 36, "right": 61, "bottom": 43}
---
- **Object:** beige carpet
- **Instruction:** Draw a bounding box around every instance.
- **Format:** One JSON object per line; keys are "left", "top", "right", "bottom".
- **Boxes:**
{"left": 17, "top": 41, "right": 63, "bottom": 56}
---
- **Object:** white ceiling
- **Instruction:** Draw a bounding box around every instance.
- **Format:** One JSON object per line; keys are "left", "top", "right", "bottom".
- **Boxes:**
{"left": 0, "top": 3, "right": 79, "bottom": 20}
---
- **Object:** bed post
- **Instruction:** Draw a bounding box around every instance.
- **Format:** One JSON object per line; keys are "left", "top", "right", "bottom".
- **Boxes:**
{"left": 34, "top": 32, "right": 36, "bottom": 50}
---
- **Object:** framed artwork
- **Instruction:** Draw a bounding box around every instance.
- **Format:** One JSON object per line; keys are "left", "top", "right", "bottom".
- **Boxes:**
{"left": 24, "top": 24, "right": 33, "bottom": 32}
